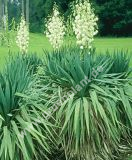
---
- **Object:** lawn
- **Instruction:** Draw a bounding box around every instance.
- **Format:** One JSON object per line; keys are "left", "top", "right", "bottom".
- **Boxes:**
{"left": 0, "top": 33, "right": 132, "bottom": 68}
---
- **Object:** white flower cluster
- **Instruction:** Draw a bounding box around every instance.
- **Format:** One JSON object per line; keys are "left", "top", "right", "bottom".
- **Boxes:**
{"left": 45, "top": 5, "right": 65, "bottom": 49}
{"left": 72, "top": 0, "right": 98, "bottom": 50}
{"left": 16, "top": 16, "right": 29, "bottom": 54}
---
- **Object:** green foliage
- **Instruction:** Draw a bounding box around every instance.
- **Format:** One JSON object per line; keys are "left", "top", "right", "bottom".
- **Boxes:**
{"left": 0, "top": 49, "right": 131, "bottom": 159}
{"left": 8, "top": 0, "right": 132, "bottom": 36}
{"left": 93, "top": 0, "right": 132, "bottom": 36}
{"left": 0, "top": 55, "right": 31, "bottom": 119}
{"left": 0, "top": 18, "right": 16, "bottom": 47}
{"left": 0, "top": 54, "right": 55, "bottom": 160}
{"left": 29, "top": 0, "right": 132, "bottom": 36}
{"left": 96, "top": 50, "right": 131, "bottom": 78}
{"left": 107, "top": 50, "right": 131, "bottom": 77}
{"left": 0, "top": 31, "right": 10, "bottom": 46}
{"left": 42, "top": 47, "right": 132, "bottom": 159}
{"left": 44, "top": 47, "right": 131, "bottom": 97}
{"left": 25, "top": 53, "right": 43, "bottom": 73}
{"left": 29, "top": 0, "right": 53, "bottom": 32}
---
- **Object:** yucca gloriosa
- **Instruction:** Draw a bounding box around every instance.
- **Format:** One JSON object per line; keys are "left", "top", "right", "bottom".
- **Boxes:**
{"left": 42, "top": 47, "right": 132, "bottom": 160}
{"left": 0, "top": 55, "right": 55, "bottom": 160}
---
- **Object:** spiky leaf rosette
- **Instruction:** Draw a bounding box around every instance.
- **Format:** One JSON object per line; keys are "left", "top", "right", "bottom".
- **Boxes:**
{"left": 41, "top": 47, "right": 132, "bottom": 160}
{"left": 0, "top": 55, "right": 55, "bottom": 160}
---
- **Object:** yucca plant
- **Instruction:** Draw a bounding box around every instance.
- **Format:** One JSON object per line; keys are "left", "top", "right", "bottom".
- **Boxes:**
{"left": 24, "top": 53, "right": 43, "bottom": 73}
{"left": 42, "top": 47, "right": 132, "bottom": 160}
{"left": 0, "top": 55, "right": 55, "bottom": 160}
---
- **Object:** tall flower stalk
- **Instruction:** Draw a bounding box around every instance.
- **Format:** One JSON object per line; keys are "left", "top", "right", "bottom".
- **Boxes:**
{"left": 45, "top": 4, "right": 65, "bottom": 49}
{"left": 72, "top": 0, "right": 98, "bottom": 51}
{"left": 16, "top": 16, "right": 29, "bottom": 54}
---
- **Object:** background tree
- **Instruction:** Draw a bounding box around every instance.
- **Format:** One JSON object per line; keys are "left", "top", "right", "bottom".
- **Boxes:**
{"left": 22, "top": 0, "right": 24, "bottom": 16}
{"left": 0, "top": 0, "right": 2, "bottom": 30}
{"left": 93, "top": 0, "right": 132, "bottom": 36}
{"left": 6, "top": 0, "right": 132, "bottom": 36}
{"left": 26, "top": 0, "right": 29, "bottom": 26}
{"left": 0, "top": 0, "right": 9, "bottom": 30}
{"left": 5, "top": 0, "right": 8, "bottom": 30}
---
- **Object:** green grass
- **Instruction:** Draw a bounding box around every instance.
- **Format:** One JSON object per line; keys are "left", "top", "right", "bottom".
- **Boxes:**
{"left": 0, "top": 33, "right": 132, "bottom": 68}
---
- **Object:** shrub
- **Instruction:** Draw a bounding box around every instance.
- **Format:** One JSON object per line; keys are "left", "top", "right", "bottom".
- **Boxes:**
{"left": 41, "top": 47, "right": 132, "bottom": 160}
{"left": 0, "top": 55, "right": 55, "bottom": 160}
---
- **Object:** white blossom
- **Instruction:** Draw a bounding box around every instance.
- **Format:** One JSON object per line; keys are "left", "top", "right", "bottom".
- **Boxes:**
{"left": 16, "top": 16, "right": 29, "bottom": 54}
{"left": 45, "top": 4, "right": 65, "bottom": 49}
{"left": 72, "top": 0, "right": 98, "bottom": 50}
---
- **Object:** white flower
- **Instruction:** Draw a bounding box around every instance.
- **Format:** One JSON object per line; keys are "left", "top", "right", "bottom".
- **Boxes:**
{"left": 80, "top": 46, "right": 84, "bottom": 49}
{"left": 72, "top": 0, "right": 98, "bottom": 50}
{"left": 16, "top": 16, "right": 29, "bottom": 54}
{"left": 45, "top": 4, "right": 65, "bottom": 49}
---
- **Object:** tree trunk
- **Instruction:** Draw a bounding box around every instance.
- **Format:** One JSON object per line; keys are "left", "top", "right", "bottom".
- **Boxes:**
{"left": 22, "top": 0, "right": 24, "bottom": 16}
{"left": 4, "top": 0, "right": 8, "bottom": 30}
{"left": 0, "top": 0, "right": 2, "bottom": 30}
{"left": 1, "top": 0, "right": 6, "bottom": 30}
{"left": 26, "top": 0, "right": 29, "bottom": 28}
